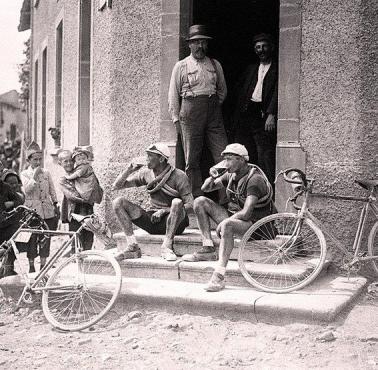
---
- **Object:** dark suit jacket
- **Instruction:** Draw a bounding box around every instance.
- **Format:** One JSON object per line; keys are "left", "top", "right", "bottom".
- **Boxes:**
{"left": 232, "top": 61, "right": 278, "bottom": 131}
{"left": 0, "top": 180, "right": 23, "bottom": 229}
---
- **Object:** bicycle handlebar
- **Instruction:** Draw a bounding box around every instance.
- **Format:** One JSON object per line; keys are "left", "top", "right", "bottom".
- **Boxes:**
{"left": 3, "top": 205, "right": 43, "bottom": 224}
{"left": 275, "top": 168, "right": 312, "bottom": 210}
{"left": 282, "top": 168, "right": 308, "bottom": 188}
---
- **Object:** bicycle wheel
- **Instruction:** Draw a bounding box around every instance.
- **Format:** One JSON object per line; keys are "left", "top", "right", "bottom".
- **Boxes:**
{"left": 238, "top": 212, "right": 327, "bottom": 293}
{"left": 368, "top": 221, "right": 378, "bottom": 275}
{"left": 42, "top": 250, "right": 122, "bottom": 331}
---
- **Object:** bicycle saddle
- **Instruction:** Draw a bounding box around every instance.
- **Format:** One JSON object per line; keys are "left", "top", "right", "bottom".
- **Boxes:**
{"left": 355, "top": 179, "right": 378, "bottom": 191}
{"left": 71, "top": 213, "right": 92, "bottom": 222}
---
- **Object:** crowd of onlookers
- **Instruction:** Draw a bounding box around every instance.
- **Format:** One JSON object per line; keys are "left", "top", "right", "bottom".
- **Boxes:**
{"left": 0, "top": 139, "right": 22, "bottom": 173}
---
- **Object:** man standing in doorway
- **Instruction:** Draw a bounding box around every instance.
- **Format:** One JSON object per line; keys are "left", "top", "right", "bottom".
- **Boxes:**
{"left": 168, "top": 24, "right": 229, "bottom": 198}
{"left": 232, "top": 33, "right": 278, "bottom": 186}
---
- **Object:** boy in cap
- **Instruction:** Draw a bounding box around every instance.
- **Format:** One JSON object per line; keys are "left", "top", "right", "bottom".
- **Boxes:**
{"left": 64, "top": 146, "right": 103, "bottom": 205}
{"left": 20, "top": 141, "right": 59, "bottom": 272}
{"left": 182, "top": 143, "right": 275, "bottom": 292}
{"left": 112, "top": 142, "right": 193, "bottom": 261}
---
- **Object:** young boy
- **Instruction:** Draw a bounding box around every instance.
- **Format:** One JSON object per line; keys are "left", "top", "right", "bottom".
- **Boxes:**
{"left": 64, "top": 146, "right": 102, "bottom": 205}
{"left": 20, "top": 141, "right": 59, "bottom": 272}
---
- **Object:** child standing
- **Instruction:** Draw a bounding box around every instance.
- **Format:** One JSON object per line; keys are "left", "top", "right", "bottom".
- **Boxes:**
{"left": 20, "top": 142, "right": 59, "bottom": 272}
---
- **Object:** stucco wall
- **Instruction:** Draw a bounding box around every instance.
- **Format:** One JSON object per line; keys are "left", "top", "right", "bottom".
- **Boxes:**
{"left": 30, "top": 0, "right": 377, "bottom": 243}
{"left": 300, "top": 0, "right": 378, "bottom": 256}
{"left": 31, "top": 1, "right": 162, "bottom": 226}
{"left": 92, "top": 0, "right": 162, "bottom": 229}
{"left": 31, "top": 0, "right": 67, "bottom": 199}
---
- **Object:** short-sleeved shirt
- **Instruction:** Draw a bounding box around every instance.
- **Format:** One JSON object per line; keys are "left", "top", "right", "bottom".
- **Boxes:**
{"left": 218, "top": 171, "right": 273, "bottom": 221}
{"left": 128, "top": 167, "right": 193, "bottom": 211}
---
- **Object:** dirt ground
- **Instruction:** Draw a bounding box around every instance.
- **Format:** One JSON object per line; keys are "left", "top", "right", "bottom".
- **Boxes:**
{"left": 0, "top": 286, "right": 378, "bottom": 370}
{"left": 1, "top": 235, "right": 378, "bottom": 369}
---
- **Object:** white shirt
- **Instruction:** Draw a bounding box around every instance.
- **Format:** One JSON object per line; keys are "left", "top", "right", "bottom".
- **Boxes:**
{"left": 251, "top": 62, "right": 271, "bottom": 102}
{"left": 168, "top": 55, "right": 227, "bottom": 123}
{"left": 20, "top": 167, "right": 57, "bottom": 219}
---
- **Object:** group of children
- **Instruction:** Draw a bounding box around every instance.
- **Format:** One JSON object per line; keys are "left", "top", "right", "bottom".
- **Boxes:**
{"left": 0, "top": 141, "right": 102, "bottom": 276}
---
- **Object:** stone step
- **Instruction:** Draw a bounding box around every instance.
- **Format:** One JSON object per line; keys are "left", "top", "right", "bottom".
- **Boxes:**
{"left": 113, "top": 228, "right": 265, "bottom": 260}
{"left": 104, "top": 251, "right": 329, "bottom": 288}
{"left": 0, "top": 273, "right": 367, "bottom": 324}
{"left": 110, "top": 228, "right": 331, "bottom": 288}
{"left": 117, "top": 274, "right": 367, "bottom": 323}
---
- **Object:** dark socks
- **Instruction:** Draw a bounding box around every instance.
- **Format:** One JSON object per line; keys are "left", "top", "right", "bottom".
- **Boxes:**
{"left": 29, "top": 261, "right": 36, "bottom": 273}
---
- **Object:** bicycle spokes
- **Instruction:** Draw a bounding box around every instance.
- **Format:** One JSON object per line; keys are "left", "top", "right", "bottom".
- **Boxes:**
{"left": 238, "top": 213, "right": 327, "bottom": 293}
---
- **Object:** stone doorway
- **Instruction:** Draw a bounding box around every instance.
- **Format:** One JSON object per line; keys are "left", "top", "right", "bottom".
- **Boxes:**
{"left": 160, "top": 0, "right": 304, "bottom": 209}
{"left": 179, "top": 0, "right": 280, "bottom": 188}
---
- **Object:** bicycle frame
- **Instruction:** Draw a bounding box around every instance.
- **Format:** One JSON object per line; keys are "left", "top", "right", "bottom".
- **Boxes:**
{"left": 294, "top": 182, "right": 378, "bottom": 265}
{"left": 7, "top": 223, "right": 87, "bottom": 306}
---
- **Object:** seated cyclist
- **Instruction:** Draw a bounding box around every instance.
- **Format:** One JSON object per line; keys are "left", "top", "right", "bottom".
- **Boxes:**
{"left": 182, "top": 143, "right": 276, "bottom": 292}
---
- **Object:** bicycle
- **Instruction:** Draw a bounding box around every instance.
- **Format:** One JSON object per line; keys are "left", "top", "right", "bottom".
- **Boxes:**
{"left": 0, "top": 205, "right": 122, "bottom": 331}
{"left": 238, "top": 168, "right": 378, "bottom": 293}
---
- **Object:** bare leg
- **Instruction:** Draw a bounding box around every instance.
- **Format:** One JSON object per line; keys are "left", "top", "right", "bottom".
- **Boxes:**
{"left": 205, "top": 218, "right": 252, "bottom": 292}
{"left": 217, "top": 219, "right": 252, "bottom": 268}
{"left": 112, "top": 196, "right": 143, "bottom": 237}
{"left": 182, "top": 197, "right": 229, "bottom": 262}
{"left": 194, "top": 196, "right": 228, "bottom": 244}
{"left": 161, "top": 198, "right": 185, "bottom": 250}
{"left": 112, "top": 197, "right": 143, "bottom": 259}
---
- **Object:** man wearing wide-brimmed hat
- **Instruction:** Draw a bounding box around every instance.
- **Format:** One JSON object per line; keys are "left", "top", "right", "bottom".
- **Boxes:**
{"left": 232, "top": 33, "right": 278, "bottom": 186}
{"left": 168, "top": 24, "right": 228, "bottom": 198}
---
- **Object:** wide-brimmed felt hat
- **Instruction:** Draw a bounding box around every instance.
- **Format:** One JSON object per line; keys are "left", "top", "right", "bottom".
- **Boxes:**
{"left": 186, "top": 25, "right": 212, "bottom": 41}
{"left": 26, "top": 141, "right": 42, "bottom": 159}
{"left": 146, "top": 143, "right": 170, "bottom": 160}
{"left": 252, "top": 33, "right": 274, "bottom": 45}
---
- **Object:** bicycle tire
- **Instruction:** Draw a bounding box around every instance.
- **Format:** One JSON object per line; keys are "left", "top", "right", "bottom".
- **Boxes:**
{"left": 238, "top": 212, "right": 327, "bottom": 293}
{"left": 368, "top": 221, "right": 378, "bottom": 275}
{"left": 42, "top": 250, "right": 122, "bottom": 331}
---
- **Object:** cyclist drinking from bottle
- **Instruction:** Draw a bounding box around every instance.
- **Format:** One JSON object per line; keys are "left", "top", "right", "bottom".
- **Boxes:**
{"left": 182, "top": 143, "right": 276, "bottom": 292}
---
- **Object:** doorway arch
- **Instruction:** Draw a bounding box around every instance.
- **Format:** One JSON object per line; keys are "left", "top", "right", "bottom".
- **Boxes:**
{"left": 159, "top": 0, "right": 305, "bottom": 209}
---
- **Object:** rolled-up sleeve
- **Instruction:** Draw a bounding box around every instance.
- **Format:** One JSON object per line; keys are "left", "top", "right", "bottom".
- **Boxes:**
{"left": 168, "top": 62, "right": 182, "bottom": 123}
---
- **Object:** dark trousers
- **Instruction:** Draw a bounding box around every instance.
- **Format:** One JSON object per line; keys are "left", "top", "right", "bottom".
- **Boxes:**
{"left": 28, "top": 217, "right": 59, "bottom": 259}
{"left": 234, "top": 102, "right": 277, "bottom": 185}
{"left": 179, "top": 95, "right": 228, "bottom": 197}
{"left": 69, "top": 219, "right": 93, "bottom": 252}
{"left": 0, "top": 215, "right": 58, "bottom": 271}
{"left": 68, "top": 203, "right": 94, "bottom": 252}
